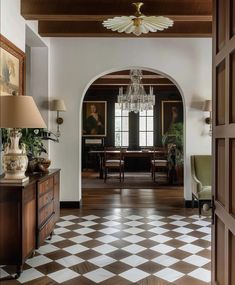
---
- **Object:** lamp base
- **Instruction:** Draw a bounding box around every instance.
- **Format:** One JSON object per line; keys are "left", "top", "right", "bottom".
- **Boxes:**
{"left": 0, "top": 176, "right": 29, "bottom": 184}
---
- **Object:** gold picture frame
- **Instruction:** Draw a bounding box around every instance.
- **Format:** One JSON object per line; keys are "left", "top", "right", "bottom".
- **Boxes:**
{"left": 0, "top": 34, "right": 25, "bottom": 96}
{"left": 82, "top": 101, "right": 107, "bottom": 137}
{"left": 161, "top": 100, "right": 183, "bottom": 135}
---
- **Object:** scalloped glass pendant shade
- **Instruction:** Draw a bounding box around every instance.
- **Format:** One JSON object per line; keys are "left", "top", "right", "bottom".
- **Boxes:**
{"left": 102, "top": 2, "right": 174, "bottom": 36}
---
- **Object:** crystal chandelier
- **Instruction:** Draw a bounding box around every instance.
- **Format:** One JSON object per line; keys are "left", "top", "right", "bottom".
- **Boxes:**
{"left": 117, "top": 70, "right": 155, "bottom": 113}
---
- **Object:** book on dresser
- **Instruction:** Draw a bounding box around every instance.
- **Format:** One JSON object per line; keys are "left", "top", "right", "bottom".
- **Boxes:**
{"left": 0, "top": 169, "right": 60, "bottom": 279}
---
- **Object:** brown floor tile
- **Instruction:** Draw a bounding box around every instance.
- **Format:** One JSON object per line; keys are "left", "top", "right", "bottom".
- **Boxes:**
{"left": 103, "top": 261, "right": 132, "bottom": 274}
{"left": 190, "top": 231, "right": 208, "bottom": 239}
{"left": 173, "top": 275, "right": 211, "bottom": 285}
{"left": 60, "top": 231, "right": 79, "bottom": 239}
{"left": 137, "top": 261, "right": 165, "bottom": 274}
{"left": 198, "top": 249, "right": 211, "bottom": 259}
{"left": 202, "top": 262, "right": 212, "bottom": 270}
{"left": 63, "top": 276, "right": 97, "bottom": 285}
{"left": 70, "top": 261, "right": 99, "bottom": 274}
{"left": 137, "top": 275, "right": 169, "bottom": 285}
{"left": 137, "top": 249, "right": 161, "bottom": 260}
{"left": 36, "top": 262, "right": 64, "bottom": 275}
{"left": 164, "top": 239, "right": 186, "bottom": 248}
{"left": 77, "top": 249, "right": 100, "bottom": 260}
{"left": 137, "top": 231, "right": 156, "bottom": 239}
{"left": 44, "top": 250, "right": 70, "bottom": 260}
{"left": 24, "top": 276, "right": 56, "bottom": 285}
{"left": 109, "top": 240, "right": 132, "bottom": 249}
{"left": 81, "top": 239, "right": 103, "bottom": 248}
{"left": 192, "top": 239, "right": 211, "bottom": 248}
{"left": 163, "top": 231, "right": 182, "bottom": 239}
{"left": 86, "top": 231, "right": 106, "bottom": 239}
{"left": 107, "top": 250, "right": 130, "bottom": 260}
{"left": 100, "top": 276, "right": 133, "bottom": 285}
{"left": 170, "top": 261, "right": 198, "bottom": 274}
{"left": 167, "top": 249, "right": 191, "bottom": 260}
{"left": 137, "top": 240, "right": 157, "bottom": 249}
{"left": 52, "top": 239, "right": 76, "bottom": 249}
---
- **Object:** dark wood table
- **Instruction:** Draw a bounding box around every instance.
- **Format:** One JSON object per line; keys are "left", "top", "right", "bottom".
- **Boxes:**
{"left": 89, "top": 150, "right": 166, "bottom": 179}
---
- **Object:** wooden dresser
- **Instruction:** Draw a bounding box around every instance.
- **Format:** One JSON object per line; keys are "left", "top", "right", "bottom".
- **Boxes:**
{"left": 0, "top": 169, "right": 60, "bottom": 278}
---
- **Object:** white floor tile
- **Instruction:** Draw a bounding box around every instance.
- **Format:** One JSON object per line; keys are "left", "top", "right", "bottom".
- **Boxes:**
{"left": 54, "top": 227, "right": 70, "bottom": 235}
{"left": 56, "top": 221, "right": 75, "bottom": 227}
{"left": 193, "top": 220, "right": 211, "bottom": 227}
{"left": 74, "top": 228, "right": 95, "bottom": 235}
{"left": 147, "top": 215, "right": 164, "bottom": 220}
{"left": 93, "top": 244, "right": 117, "bottom": 254}
{"left": 63, "top": 244, "right": 88, "bottom": 254}
{"left": 103, "top": 215, "right": 121, "bottom": 220}
{"left": 69, "top": 235, "right": 92, "bottom": 244}
{"left": 170, "top": 220, "right": 189, "bottom": 227}
{"left": 56, "top": 255, "right": 84, "bottom": 267}
{"left": 183, "top": 255, "right": 210, "bottom": 266}
{"left": 48, "top": 268, "right": 79, "bottom": 283}
{"left": 79, "top": 221, "right": 97, "bottom": 227}
{"left": 121, "top": 255, "right": 148, "bottom": 267}
{"left": 152, "top": 255, "right": 179, "bottom": 266}
{"left": 179, "top": 244, "right": 203, "bottom": 254}
{"left": 0, "top": 268, "right": 9, "bottom": 278}
{"left": 82, "top": 215, "right": 100, "bottom": 220}
{"left": 37, "top": 244, "right": 59, "bottom": 255}
{"left": 168, "top": 215, "right": 185, "bottom": 220}
{"left": 99, "top": 227, "right": 119, "bottom": 234}
{"left": 126, "top": 215, "right": 143, "bottom": 220}
{"left": 96, "top": 235, "right": 119, "bottom": 243}
{"left": 148, "top": 221, "right": 166, "bottom": 227}
{"left": 84, "top": 268, "right": 114, "bottom": 283}
{"left": 88, "top": 255, "right": 116, "bottom": 267}
{"left": 175, "top": 235, "right": 198, "bottom": 243}
{"left": 188, "top": 268, "right": 211, "bottom": 282}
{"left": 119, "top": 268, "right": 149, "bottom": 283}
{"left": 26, "top": 255, "right": 52, "bottom": 267}
{"left": 124, "top": 227, "right": 144, "bottom": 234}
{"left": 102, "top": 221, "right": 120, "bottom": 227}
{"left": 173, "top": 227, "right": 193, "bottom": 234}
{"left": 154, "top": 268, "right": 184, "bottom": 282}
{"left": 122, "top": 244, "right": 145, "bottom": 254}
{"left": 60, "top": 215, "right": 78, "bottom": 221}
{"left": 124, "top": 221, "right": 143, "bottom": 227}
{"left": 150, "top": 235, "right": 172, "bottom": 243}
{"left": 46, "top": 235, "right": 65, "bottom": 244}
{"left": 150, "top": 244, "right": 175, "bottom": 254}
{"left": 149, "top": 227, "right": 169, "bottom": 234}
{"left": 123, "top": 235, "right": 146, "bottom": 243}
{"left": 17, "top": 268, "right": 44, "bottom": 283}
{"left": 197, "top": 227, "right": 211, "bottom": 234}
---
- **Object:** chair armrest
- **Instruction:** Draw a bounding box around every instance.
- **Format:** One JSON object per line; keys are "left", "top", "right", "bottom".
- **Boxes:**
{"left": 191, "top": 156, "right": 203, "bottom": 194}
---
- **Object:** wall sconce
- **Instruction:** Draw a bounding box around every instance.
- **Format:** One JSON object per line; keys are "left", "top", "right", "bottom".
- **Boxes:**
{"left": 203, "top": 99, "right": 212, "bottom": 135}
{"left": 51, "top": 99, "right": 67, "bottom": 137}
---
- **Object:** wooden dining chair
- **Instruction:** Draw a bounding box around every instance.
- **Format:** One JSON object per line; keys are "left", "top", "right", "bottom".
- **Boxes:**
{"left": 103, "top": 147, "right": 125, "bottom": 182}
{"left": 151, "top": 147, "right": 169, "bottom": 183}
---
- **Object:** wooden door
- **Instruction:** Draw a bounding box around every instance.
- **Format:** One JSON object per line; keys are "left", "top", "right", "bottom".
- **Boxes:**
{"left": 213, "top": 1, "right": 235, "bottom": 284}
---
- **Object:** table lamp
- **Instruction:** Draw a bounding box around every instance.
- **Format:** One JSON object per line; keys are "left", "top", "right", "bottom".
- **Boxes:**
{"left": 0, "top": 96, "right": 46, "bottom": 183}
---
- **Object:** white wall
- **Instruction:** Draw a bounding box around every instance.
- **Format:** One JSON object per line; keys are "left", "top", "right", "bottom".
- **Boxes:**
{"left": 49, "top": 38, "right": 212, "bottom": 202}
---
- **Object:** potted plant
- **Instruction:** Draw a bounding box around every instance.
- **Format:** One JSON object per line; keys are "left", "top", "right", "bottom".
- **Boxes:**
{"left": 162, "top": 122, "right": 184, "bottom": 184}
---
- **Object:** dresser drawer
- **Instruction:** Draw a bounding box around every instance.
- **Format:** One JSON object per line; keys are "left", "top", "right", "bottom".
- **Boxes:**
{"left": 38, "top": 190, "right": 53, "bottom": 209}
{"left": 38, "top": 213, "right": 55, "bottom": 247}
{"left": 38, "top": 201, "right": 54, "bottom": 226}
{"left": 38, "top": 177, "right": 54, "bottom": 196}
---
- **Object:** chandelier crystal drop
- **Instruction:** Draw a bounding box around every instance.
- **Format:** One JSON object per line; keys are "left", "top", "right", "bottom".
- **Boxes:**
{"left": 117, "top": 70, "right": 155, "bottom": 113}
{"left": 103, "top": 2, "right": 174, "bottom": 36}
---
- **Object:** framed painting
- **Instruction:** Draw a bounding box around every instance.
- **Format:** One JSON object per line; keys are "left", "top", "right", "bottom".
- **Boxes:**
{"left": 0, "top": 34, "right": 25, "bottom": 96}
{"left": 161, "top": 100, "right": 183, "bottom": 135}
{"left": 82, "top": 101, "right": 107, "bottom": 137}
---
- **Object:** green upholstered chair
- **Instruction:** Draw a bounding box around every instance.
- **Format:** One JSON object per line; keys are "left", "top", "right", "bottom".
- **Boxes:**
{"left": 191, "top": 155, "right": 212, "bottom": 215}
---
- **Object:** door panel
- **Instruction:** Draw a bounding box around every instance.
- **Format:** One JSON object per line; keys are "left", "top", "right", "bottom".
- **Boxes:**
{"left": 213, "top": 1, "right": 235, "bottom": 284}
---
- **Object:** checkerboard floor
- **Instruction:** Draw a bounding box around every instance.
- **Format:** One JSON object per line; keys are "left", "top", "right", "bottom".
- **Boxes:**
{"left": 1, "top": 210, "right": 211, "bottom": 284}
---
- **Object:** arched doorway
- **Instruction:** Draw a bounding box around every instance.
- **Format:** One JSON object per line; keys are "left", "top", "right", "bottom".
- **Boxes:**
{"left": 79, "top": 67, "right": 186, "bottom": 208}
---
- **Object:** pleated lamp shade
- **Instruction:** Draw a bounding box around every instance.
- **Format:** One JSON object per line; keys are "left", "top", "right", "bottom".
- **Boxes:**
{"left": 51, "top": 99, "right": 67, "bottom": 112}
{"left": 0, "top": 95, "right": 46, "bottom": 128}
{"left": 203, "top": 100, "right": 212, "bottom": 112}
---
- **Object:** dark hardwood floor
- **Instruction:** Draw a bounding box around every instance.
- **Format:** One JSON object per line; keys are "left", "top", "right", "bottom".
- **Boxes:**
{"left": 82, "top": 171, "right": 184, "bottom": 209}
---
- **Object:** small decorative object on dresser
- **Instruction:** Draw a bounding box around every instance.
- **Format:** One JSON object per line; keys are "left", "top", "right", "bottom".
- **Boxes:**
{"left": 0, "top": 169, "right": 60, "bottom": 279}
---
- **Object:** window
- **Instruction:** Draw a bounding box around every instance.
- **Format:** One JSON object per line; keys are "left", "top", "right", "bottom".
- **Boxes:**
{"left": 139, "top": 110, "right": 154, "bottom": 147}
{"left": 115, "top": 103, "right": 129, "bottom": 146}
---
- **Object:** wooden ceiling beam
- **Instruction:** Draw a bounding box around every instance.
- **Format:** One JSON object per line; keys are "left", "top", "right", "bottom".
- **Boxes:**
{"left": 21, "top": 0, "right": 212, "bottom": 21}
{"left": 89, "top": 85, "right": 179, "bottom": 91}
{"left": 38, "top": 21, "right": 212, "bottom": 37}
{"left": 92, "top": 78, "right": 174, "bottom": 86}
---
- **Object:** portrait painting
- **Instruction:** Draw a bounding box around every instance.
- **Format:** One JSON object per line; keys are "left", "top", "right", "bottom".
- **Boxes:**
{"left": 83, "top": 101, "right": 107, "bottom": 137}
{"left": 161, "top": 101, "right": 183, "bottom": 135}
{"left": 0, "top": 35, "right": 25, "bottom": 96}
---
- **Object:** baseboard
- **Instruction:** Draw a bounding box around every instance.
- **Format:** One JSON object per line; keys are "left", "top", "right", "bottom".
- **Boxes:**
{"left": 184, "top": 200, "right": 198, "bottom": 208}
{"left": 60, "top": 201, "right": 81, "bottom": 209}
